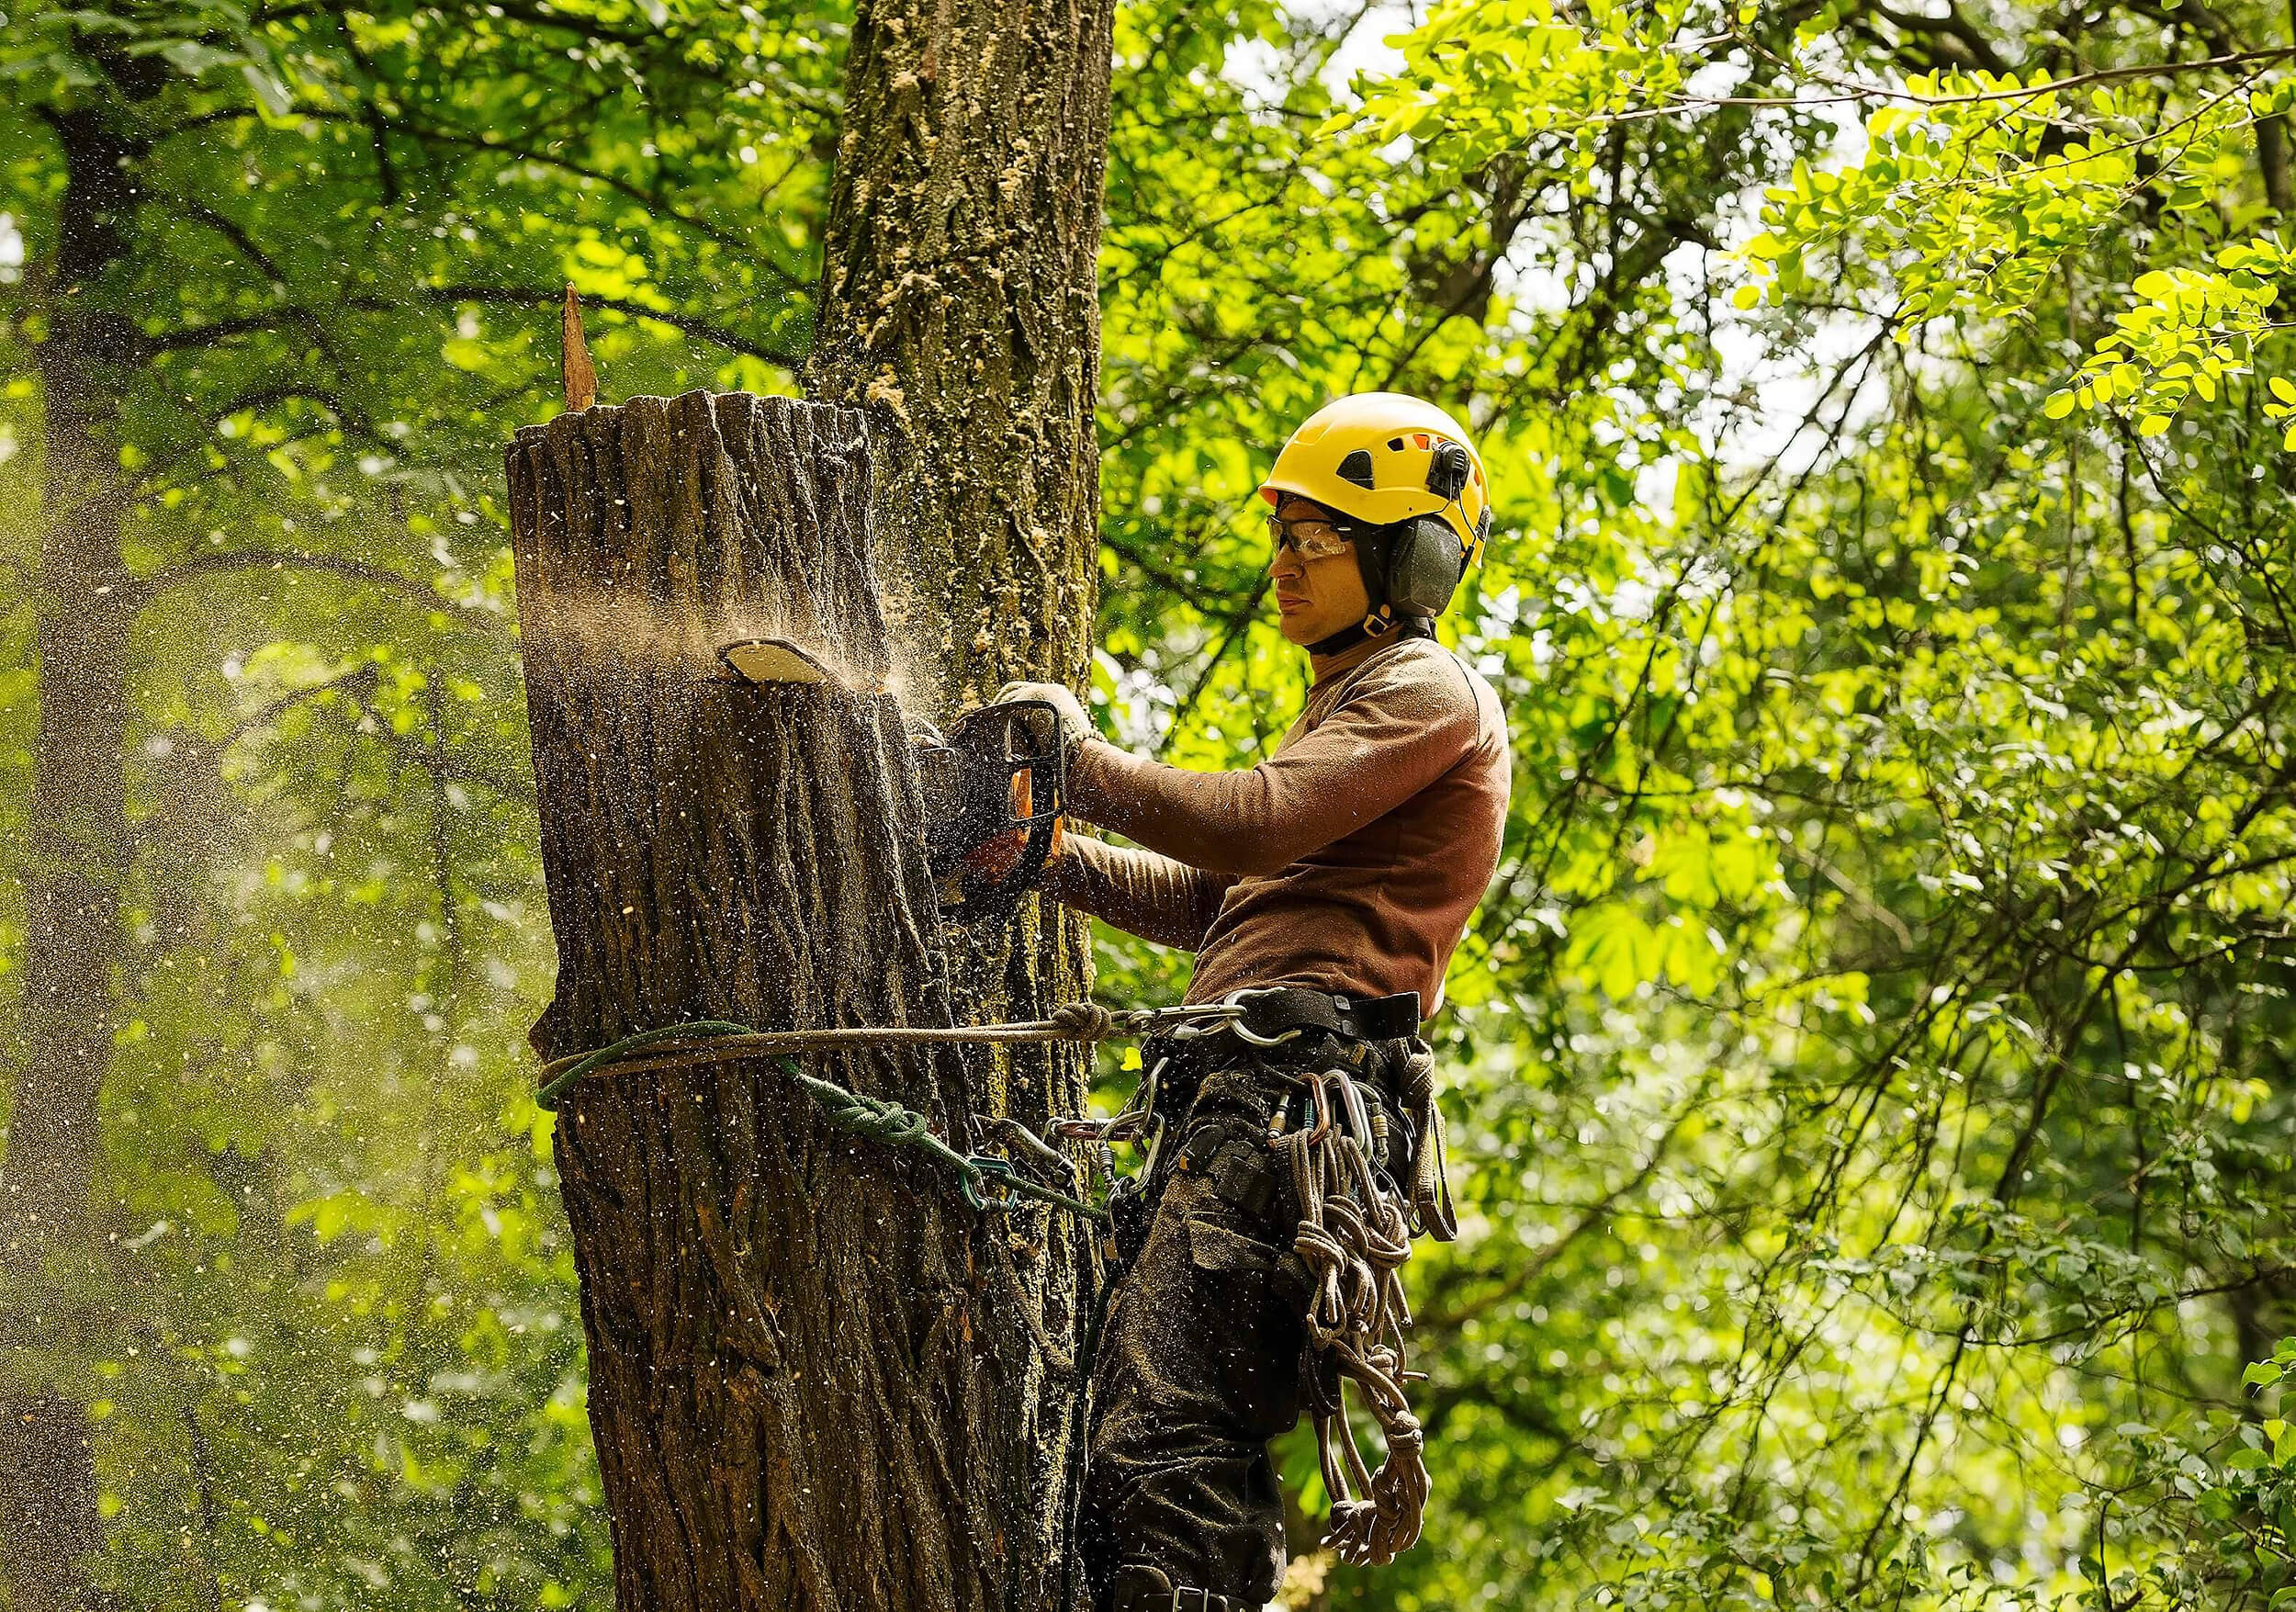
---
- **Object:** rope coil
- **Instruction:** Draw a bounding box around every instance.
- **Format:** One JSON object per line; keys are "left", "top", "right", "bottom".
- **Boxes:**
{"left": 1276, "top": 1067, "right": 1430, "bottom": 1566}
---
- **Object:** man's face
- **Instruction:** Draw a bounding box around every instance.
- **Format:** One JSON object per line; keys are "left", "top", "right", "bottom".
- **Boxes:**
{"left": 1267, "top": 496, "right": 1370, "bottom": 648}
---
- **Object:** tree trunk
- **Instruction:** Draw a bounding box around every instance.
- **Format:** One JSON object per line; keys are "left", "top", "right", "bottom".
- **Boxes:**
{"left": 808, "top": 4, "right": 1121, "bottom": 1589}
{"left": 509, "top": 390, "right": 1067, "bottom": 1612}
{"left": 2, "top": 102, "right": 148, "bottom": 1612}
{"left": 808, "top": 0, "right": 1116, "bottom": 708}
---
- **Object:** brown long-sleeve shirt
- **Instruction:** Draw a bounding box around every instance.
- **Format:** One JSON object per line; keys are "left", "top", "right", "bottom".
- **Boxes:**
{"left": 1043, "top": 635, "right": 1511, "bottom": 1016}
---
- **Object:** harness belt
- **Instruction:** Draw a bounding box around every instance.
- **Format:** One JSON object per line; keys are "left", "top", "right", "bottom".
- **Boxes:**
{"left": 1159, "top": 986, "right": 1456, "bottom": 1246}
{"left": 1227, "top": 986, "right": 1422, "bottom": 1045}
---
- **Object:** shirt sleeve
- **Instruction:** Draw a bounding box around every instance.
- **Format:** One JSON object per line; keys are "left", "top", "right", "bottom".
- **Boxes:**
{"left": 1064, "top": 646, "right": 1483, "bottom": 877}
{"left": 1040, "top": 834, "right": 1238, "bottom": 951}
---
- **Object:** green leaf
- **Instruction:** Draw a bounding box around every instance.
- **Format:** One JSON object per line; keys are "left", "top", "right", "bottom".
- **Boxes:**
{"left": 240, "top": 62, "right": 292, "bottom": 115}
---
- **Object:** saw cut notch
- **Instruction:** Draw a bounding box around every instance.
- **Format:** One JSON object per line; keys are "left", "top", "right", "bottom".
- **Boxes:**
{"left": 720, "top": 637, "right": 838, "bottom": 687}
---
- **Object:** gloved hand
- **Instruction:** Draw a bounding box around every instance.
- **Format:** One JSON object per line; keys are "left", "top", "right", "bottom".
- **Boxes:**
{"left": 994, "top": 681, "right": 1094, "bottom": 757}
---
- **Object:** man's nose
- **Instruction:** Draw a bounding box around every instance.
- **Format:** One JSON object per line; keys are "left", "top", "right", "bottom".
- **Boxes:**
{"left": 1267, "top": 545, "right": 1299, "bottom": 579}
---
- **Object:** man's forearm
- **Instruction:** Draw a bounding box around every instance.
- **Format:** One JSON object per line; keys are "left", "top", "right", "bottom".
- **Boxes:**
{"left": 1041, "top": 835, "right": 1235, "bottom": 951}
{"left": 1064, "top": 673, "right": 1476, "bottom": 877}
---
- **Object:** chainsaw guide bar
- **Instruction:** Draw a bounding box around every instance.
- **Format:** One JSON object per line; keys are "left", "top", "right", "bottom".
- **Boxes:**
{"left": 720, "top": 637, "right": 838, "bottom": 687}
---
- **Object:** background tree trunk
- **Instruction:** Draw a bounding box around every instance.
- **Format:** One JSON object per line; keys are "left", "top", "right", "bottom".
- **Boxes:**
{"left": 809, "top": 0, "right": 1115, "bottom": 709}
{"left": 509, "top": 390, "right": 1070, "bottom": 1612}
{"left": 808, "top": 4, "right": 1121, "bottom": 1588}
{"left": 2, "top": 100, "right": 150, "bottom": 1612}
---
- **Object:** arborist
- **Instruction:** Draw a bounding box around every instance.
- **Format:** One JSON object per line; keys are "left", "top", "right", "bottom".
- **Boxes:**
{"left": 995, "top": 392, "right": 1512, "bottom": 1612}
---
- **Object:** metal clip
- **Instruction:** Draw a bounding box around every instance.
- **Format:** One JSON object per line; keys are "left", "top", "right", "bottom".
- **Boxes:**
{"left": 982, "top": 1113, "right": 1071, "bottom": 1169}
{"left": 961, "top": 1155, "right": 1021, "bottom": 1213}
{"left": 1223, "top": 986, "right": 1304, "bottom": 1047}
{"left": 1334, "top": 1067, "right": 1374, "bottom": 1152}
{"left": 1169, "top": 1001, "right": 1245, "bottom": 1042}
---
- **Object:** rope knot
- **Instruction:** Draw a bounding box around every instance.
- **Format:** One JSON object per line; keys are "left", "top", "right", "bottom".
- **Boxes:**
{"left": 1050, "top": 1000, "right": 1118, "bottom": 1041}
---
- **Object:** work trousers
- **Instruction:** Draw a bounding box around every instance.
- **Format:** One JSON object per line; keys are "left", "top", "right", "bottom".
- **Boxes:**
{"left": 1078, "top": 1053, "right": 1406, "bottom": 1608}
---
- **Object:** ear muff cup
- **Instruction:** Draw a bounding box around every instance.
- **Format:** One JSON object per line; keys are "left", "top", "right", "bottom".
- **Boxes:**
{"left": 1387, "top": 515, "right": 1467, "bottom": 618}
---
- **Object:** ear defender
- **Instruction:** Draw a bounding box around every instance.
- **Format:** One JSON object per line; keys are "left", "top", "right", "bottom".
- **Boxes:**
{"left": 1377, "top": 441, "right": 1475, "bottom": 619}
{"left": 1387, "top": 515, "right": 1467, "bottom": 619}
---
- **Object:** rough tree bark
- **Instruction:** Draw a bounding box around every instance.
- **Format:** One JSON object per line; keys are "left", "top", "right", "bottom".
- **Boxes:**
{"left": 808, "top": 0, "right": 1115, "bottom": 709}
{"left": 510, "top": 390, "right": 1074, "bottom": 1612}
{"left": 806, "top": 1, "right": 1122, "bottom": 1586}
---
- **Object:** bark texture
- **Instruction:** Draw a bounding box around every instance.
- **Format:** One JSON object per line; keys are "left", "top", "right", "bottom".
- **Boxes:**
{"left": 808, "top": 0, "right": 1116, "bottom": 708}
{"left": 808, "top": 6, "right": 1122, "bottom": 1588}
{"left": 509, "top": 391, "right": 1064, "bottom": 1612}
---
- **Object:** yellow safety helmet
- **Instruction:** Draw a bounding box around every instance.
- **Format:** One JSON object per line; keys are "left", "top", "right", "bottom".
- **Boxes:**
{"left": 1258, "top": 392, "right": 1493, "bottom": 575}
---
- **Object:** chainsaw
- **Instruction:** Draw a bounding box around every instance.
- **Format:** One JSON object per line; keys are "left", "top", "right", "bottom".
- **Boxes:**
{"left": 720, "top": 637, "right": 1065, "bottom": 925}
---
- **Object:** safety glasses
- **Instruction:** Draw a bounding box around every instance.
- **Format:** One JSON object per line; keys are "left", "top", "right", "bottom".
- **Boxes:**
{"left": 1266, "top": 513, "right": 1352, "bottom": 561}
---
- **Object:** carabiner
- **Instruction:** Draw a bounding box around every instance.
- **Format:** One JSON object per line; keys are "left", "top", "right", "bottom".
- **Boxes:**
{"left": 1223, "top": 986, "right": 1304, "bottom": 1047}
{"left": 1170, "top": 1007, "right": 1243, "bottom": 1042}
{"left": 1334, "top": 1068, "right": 1374, "bottom": 1153}
{"left": 962, "top": 1155, "right": 1021, "bottom": 1213}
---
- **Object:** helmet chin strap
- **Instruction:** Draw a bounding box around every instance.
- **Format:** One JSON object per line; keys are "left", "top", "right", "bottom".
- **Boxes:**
{"left": 1306, "top": 608, "right": 1433, "bottom": 659}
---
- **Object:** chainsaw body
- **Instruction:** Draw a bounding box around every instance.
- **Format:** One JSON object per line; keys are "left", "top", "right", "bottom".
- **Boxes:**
{"left": 914, "top": 701, "right": 1066, "bottom": 925}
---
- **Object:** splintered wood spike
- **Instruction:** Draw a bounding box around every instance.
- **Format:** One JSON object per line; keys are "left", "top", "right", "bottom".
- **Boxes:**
{"left": 561, "top": 286, "right": 598, "bottom": 412}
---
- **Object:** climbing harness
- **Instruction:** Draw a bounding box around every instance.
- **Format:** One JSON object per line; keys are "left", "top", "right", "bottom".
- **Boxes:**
{"left": 1111, "top": 986, "right": 1453, "bottom": 1573}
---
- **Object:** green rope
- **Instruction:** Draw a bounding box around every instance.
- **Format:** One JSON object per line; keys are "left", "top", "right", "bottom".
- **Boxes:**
{"left": 538, "top": 1020, "right": 1109, "bottom": 1223}
{"left": 535, "top": 1020, "right": 754, "bottom": 1110}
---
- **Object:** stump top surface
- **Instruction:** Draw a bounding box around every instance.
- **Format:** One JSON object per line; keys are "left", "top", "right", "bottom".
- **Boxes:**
{"left": 511, "top": 389, "right": 864, "bottom": 450}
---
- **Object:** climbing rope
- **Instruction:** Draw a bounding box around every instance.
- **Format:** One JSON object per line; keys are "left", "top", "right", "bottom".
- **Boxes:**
{"left": 535, "top": 1001, "right": 1246, "bottom": 1220}
{"left": 1275, "top": 1068, "right": 1430, "bottom": 1567}
{"left": 535, "top": 1000, "right": 1228, "bottom": 1106}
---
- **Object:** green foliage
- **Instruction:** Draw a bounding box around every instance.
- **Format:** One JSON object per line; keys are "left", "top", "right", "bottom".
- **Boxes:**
{"left": 11, "top": 0, "right": 2296, "bottom": 1608}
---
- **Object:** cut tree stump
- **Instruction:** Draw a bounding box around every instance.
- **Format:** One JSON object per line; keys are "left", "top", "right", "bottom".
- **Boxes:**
{"left": 508, "top": 390, "right": 1057, "bottom": 1612}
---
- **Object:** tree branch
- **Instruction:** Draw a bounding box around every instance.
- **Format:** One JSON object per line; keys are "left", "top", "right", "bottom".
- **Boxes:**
{"left": 141, "top": 285, "right": 805, "bottom": 365}
{"left": 123, "top": 550, "right": 501, "bottom": 629}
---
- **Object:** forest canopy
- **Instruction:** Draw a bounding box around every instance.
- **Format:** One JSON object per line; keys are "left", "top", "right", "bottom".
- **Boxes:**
{"left": 6, "top": 0, "right": 2296, "bottom": 1607}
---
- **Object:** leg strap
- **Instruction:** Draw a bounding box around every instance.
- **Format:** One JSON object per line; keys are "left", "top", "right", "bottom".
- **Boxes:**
{"left": 1108, "top": 1562, "right": 1242, "bottom": 1612}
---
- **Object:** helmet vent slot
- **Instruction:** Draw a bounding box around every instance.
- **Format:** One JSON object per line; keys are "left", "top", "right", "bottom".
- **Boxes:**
{"left": 1336, "top": 448, "right": 1377, "bottom": 489}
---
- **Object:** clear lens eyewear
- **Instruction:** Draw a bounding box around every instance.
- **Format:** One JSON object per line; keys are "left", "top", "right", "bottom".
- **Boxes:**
{"left": 1266, "top": 513, "right": 1352, "bottom": 561}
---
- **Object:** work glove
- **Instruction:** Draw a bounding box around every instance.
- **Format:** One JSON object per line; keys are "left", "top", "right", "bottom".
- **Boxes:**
{"left": 993, "top": 681, "right": 1094, "bottom": 758}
